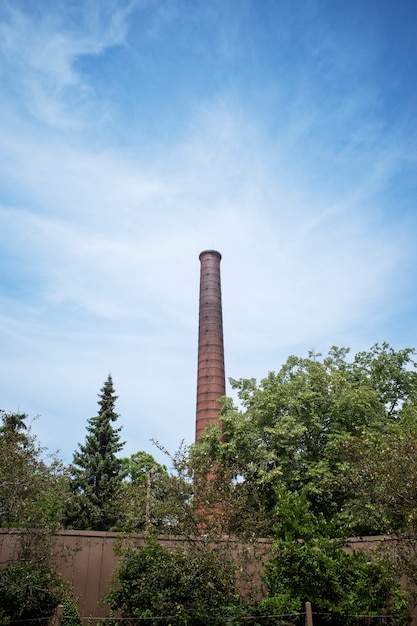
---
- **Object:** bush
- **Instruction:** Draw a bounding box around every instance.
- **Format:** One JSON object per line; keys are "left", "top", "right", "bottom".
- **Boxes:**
{"left": 105, "top": 536, "right": 242, "bottom": 625}
{"left": 263, "top": 488, "right": 411, "bottom": 626}
{"left": 0, "top": 560, "right": 66, "bottom": 626}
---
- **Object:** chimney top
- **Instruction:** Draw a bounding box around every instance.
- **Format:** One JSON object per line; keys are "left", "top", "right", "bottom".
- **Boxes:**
{"left": 199, "top": 250, "right": 222, "bottom": 261}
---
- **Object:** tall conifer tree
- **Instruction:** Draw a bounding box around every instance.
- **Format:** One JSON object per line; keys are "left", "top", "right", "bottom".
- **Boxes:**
{"left": 66, "top": 375, "right": 125, "bottom": 530}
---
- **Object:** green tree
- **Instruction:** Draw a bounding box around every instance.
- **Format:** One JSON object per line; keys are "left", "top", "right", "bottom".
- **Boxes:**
{"left": 117, "top": 443, "right": 206, "bottom": 535}
{"left": 0, "top": 411, "right": 69, "bottom": 625}
{"left": 121, "top": 450, "right": 164, "bottom": 484}
{"left": 117, "top": 450, "right": 170, "bottom": 532}
{"left": 65, "top": 375, "right": 125, "bottom": 530}
{"left": 337, "top": 410, "right": 417, "bottom": 609}
{"left": 194, "top": 344, "right": 417, "bottom": 535}
{"left": 112, "top": 443, "right": 266, "bottom": 614}
{"left": 327, "top": 422, "right": 417, "bottom": 535}
{"left": 0, "top": 410, "right": 67, "bottom": 550}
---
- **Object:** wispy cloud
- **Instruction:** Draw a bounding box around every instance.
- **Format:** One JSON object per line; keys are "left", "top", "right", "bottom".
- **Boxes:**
{"left": 0, "top": 0, "right": 416, "bottom": 463}
{"left": 0, "top": 0, "right": 138, "bottom": 127}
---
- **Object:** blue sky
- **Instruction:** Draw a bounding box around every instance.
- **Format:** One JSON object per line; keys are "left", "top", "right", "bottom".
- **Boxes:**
{"left": 0, "top": 0, "right": 416, "bottom": 466}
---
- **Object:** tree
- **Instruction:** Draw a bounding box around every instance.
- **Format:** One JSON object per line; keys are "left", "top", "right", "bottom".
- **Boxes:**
{"left": 336, "top": 409, "right": 417, "bottom": 609}
{"left": 116, "top": 450, "right": 170, "bottom": 532}
{"left": 121, "top": 450, "right": 165, "bottom": 485}
{"left": 326, "top": 420, "right": 417, "bottom": 535}
{"left": 0, "top": 411, "right": 69, "bottom": 625}
{"left": 0, "top": 410, "right": 67, "bottom": 550}
{"left": 194, "top": 344, "right": 417, "bottom": 535}
{"left": 117, "top": 443, "right": 210, "bottom": 536}
{"left": 65, "top": 375, "right": 125, "bottom": 530}
{"left": 110, "top": 443, "right": 267, "bottom": 617}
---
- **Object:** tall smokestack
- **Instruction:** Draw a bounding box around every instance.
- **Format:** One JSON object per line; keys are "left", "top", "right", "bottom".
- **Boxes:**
{"left": 196, "top": 250, "right": 226, "bottom": 441}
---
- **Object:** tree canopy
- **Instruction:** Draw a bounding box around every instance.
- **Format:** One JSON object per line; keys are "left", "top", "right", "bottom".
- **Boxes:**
{"left": 194, "top": 343, "right": 417, "bottom": 536}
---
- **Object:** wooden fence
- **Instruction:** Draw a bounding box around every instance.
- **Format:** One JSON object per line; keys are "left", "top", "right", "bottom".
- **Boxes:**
{"left": 1, "top": 530, "right": 416, "bottom": 624}
{"left": 0, "top": 529, "right": 272, "bottom": 618}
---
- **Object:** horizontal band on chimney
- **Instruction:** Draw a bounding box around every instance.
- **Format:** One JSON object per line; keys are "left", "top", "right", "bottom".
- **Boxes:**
{"left": 196, "top": 388, "right": 226, "bottom": 397}
{"left": 197, "top": 371, "right": 225, "bottom": 379}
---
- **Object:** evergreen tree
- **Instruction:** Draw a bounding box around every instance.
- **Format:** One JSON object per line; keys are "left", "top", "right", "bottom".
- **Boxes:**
{"left": 65, "top": 375, "right": 125, "bottom": 530}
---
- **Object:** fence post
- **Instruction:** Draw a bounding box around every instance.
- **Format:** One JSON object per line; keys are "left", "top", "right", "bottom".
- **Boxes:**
{"left": 305, "top": 601, "right": 313, "bottom": 626}
{"left": 55, "top": 604, "right": 63, "bottom": 626}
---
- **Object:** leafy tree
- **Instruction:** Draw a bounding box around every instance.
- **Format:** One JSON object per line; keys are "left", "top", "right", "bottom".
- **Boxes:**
{"left": 117, "top": 443, "right": 205, "bottom": 535}
{"left": 65, "top": 375, "right": 125, "bottom": 530}
{"left": 338, "top": 411, "right": 417, "bottom": 610}
{"left": 0, "top": 410, "right": 67, "bottom": 551}
{"left": 0, "top": 411, "right": 69, "bottom": 625}
{"left": 117, "top": 450, "right": 171, "bottom": 532}
{"left": 0, "top": 411, "right": 27, "bottom": 435}
{"left": 261, "top": 487, "right": 410, "bottom": 626}
{"left": 121, "top": 450, "right": 164, "bottom": 485}
{"left": 195, "top": 344, "right": 417, "bottom": 535}
{"left": 327, "top": 424, "right": 417, "bottom": 535}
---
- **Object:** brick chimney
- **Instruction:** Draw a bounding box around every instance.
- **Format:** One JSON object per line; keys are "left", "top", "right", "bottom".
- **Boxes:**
{"left": 196, "top": 250, "right": 226, "bottom": 441}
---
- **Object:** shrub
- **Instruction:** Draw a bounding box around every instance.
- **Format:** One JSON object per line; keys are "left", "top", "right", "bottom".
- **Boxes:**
{"left": 0, "top": 560, "right": 66, "bottom": 626}
{"left": 262, "top": 487, "right": 411, "bottom": 626}
{"left": 105, "top": 536, "right": 241, "bottom": 625}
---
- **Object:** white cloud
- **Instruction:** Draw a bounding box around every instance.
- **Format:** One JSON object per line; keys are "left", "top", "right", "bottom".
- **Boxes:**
{"left": 0, "top": 1, "right": 139, "bottom": 127}
{"left": 0, "top": 1, "right": 415, "bottom": 462}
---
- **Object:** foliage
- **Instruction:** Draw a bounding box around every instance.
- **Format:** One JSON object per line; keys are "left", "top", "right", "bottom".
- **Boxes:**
{"left": 262, "top": 487, "right": 410, "bottom": 626}
{"left": 354, "top": 417, "right": 417, "bottom": 616}
{"left": 194, "top": 344, "right": 417, "bottom": 535}
{"left": 61, "top": 595, "right": 82, "bottom": 626}
{"left": 0, "top": 411, "right": 74, "bottom": 626}
{"left": 121, "top": 450, "right": 165, "bottom": 484}
{"left": 115, "top": 443, "right": 192, "bottom": 534}
{"left": 328, "top": 426, "right": 417, "bottom": 535}
{"left": 0, "top": 410, "right": 67, "bottom": 535}
{"left": 65, "top": 375, "right": 125, "bottom": 530}
{"left": 105, "top": 536, "right": 242, "bottom": 625}
{"left": 117, "top": 450, "right": 171, "bottom": 532}
{"left": 119, "top": 440, "right": 273, "bottom": 540}
{"left": 2, "top": 346, "right": 417, "bottom": 624}
{"left": 108, "top": 443, "right": 270, "bottom": 623}
{"left": 0, "top": 409, "right": 67, "bottom": 564}
{"left": 0, "top": 560, "right": 66, "bottom": 626}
